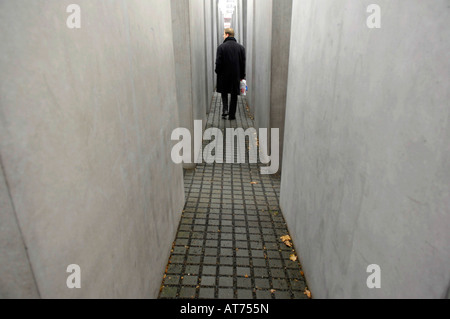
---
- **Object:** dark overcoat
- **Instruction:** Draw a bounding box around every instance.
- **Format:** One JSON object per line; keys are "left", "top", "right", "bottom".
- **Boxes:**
{"left": 215, "top": 37, "right": 246, "bottom": 95}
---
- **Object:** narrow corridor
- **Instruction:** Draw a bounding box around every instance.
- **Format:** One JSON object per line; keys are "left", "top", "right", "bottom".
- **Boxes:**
{"left": 1, "top": 0, "right": 447, "bottom": 301}
{"left": 159, "top": 94, "right": 309, "bottom": 299}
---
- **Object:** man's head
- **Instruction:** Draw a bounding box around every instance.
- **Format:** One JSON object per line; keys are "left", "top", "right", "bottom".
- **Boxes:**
{"left": 223, "top": 28, "right": 235, "bottom": 40}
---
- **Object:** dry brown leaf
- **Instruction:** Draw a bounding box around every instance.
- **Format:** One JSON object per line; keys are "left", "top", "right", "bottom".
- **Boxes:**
{"left": 304, "top": 288, "right": 312, "bottom": 299}
{"left": 270, "top": 289, "right": 276, "bottom": 293}
{"left": 290, "top": 254, "right": 297, "bottom": 262}
{"left": 280, "top": 235, "right": 293, "bottom": 247}
{"left": 300, "top": 271, "right": 304, "bottom": 276}
{"left": 250, "top": 181, "right": 258, "bottom": 185}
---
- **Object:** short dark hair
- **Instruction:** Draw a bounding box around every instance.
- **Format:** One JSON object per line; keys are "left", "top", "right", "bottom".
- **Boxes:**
{"left": 224, "top": 28, "right": 235, "bottom": 37}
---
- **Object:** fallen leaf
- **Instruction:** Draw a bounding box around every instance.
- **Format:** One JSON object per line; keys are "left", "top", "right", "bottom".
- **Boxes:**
{"left": 290, "top": 254, "right": 297, "bottom": 262}
{"left": 304, "top": 288, "right": 312, "bottom": 299}
{"left": 244, "top": 274, "right": 249, "bottom": 278}
{"left": 300, "top": 271, "right": 304, "bottom": 276}
{"left": 250, "top": 182, "right": 258, "bottom": 185}
{"left": 280, "top": 235, "right": 293, "bottom": 247}
{"left": 270, "top": 289, "right": 276, "bottom": 293}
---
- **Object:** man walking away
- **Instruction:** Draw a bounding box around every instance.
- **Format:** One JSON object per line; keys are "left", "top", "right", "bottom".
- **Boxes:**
{"left": 215, "top": 28, "right": 246, "bottom": 120}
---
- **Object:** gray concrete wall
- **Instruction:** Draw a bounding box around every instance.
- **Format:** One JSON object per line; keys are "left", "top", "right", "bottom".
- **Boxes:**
{"left": 204, "top": 0, "right": 215, "bottom": 108}
{"left": 212, "top": 0, "right": 219, "bottom": 88}
{"left": 269, "top": 0, "right": 292, "bottom": 169}
{"left": 241, "top": 0, "right": 248, "bottom": 49}
{"left": 245, "top": 0, "right": 291, "bottom": 172}
{"left": 0, "top": 161, "right": 40, "bottom": 298}
{"left": 0, "top": 0, "right": 185, "bottom": 298}
{"left": 189, "top": 0, "right": 208, "bottom": 122}
{"left": 280, "top": 0, "right": 450, "bottom": 298}
{"left": 252, "top": 0, "right": 273, "bottom": 132}
{"left": 245, "top": 0, "right": 256, "bottom": 110}
{"left": 232, "top": 8, "right": 238, "bottom": 37}
{"left": 171, "top": 0, "right": 193, "bottom": 138}
{"left": 171, "top": 0, "right": 208, "bottom": 168}
{"left": 218, "top": 10, "right": 225, "bottom": 48}
{"left": 237, "top": 0, "right": 244, "bottom": 46}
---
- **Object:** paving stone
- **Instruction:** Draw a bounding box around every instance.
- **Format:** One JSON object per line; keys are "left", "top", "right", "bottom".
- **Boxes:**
{"left": 237, "top": 290, "right": 254, "bottom": 299}
{"left": 236, "top": 267, "right": 251, "bottom": 277}
{"left": 220, "top": 257, "right": 233, "bottom": 265}
{"left": 274, "top": 291, "right": 291, "bottom": 299}
{"left": 160, "top": 286, "right": 178, "bottom": 299}
{"left": 200, "top": 276, "right": 216, "bottom": 287}
{"left": 236, "top": 257, "right": 250, "bottom": 266}
{"left": 203, "top": 256, "right": 218, "bottom": 265}
{"left": 202, "top": 266, "right": 217, "bottom": 276}
{"left": 199, "top": 288, "right": 215, "bottom": 299}
{"left": 254, "top": 267, "right": 269, "bottom": 278}
{"left": 185, "top": 265, "right": 200, "bottom": 275}
{"left": 272, "top": 278, "right": 289, "bottom": 290}
{"left": 290, "top": 278, "right": 306, "bottom": 291}
{"left": 219, "top": 277, "right": 234, "bottom": 287}
{"left": 186, "top": 255, "right": 201, "bottom": 264}
{"left": 220, "top": 266, "right": 234, "bottom": 276}
{"left": 256, "top": 290, "right": 272, "bottom": 299}
{"left": 252, "top": 258, "right": 267, "bottom": 267}
{"left": 164, "top": 275, "right": 180, "bottom": 285}
{"left": 255, "top": 278, "right": 271, "bottom": 289}
{"left": 218, "top": 288, "right": 234, "bottom": 299}
{"left": 236, "top": 277, "right": 252, "bottom": 288}
{"left": 182, "top": 276, "right": 198, "bottom": 286}
{"left": 167, "top": 264, "right": 183, "bottom": 274}
{"left": 179, "top": 287, "right": 196, "bottom": 299}
{"left": 271, "top": 268, "right": 287, "bottom": 278}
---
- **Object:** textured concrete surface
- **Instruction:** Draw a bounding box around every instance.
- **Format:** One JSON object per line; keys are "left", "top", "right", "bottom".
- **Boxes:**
{"left": 244, "top": 0, "right": 292, "bottom": 172}
{"left": 280, "top": 0, "right": 450, "bottom": 298}
{"left": 252, "top": 0, "right": 273, "bottom": 133}
{"left": 171, "top": 0, "right": 208, "bottom": 169}
{"left": 0, "top": 0, "right": 184, "bottom": 298}
{"left": 245, "top": 0, "right": 256, "bottom": 111}
{"left": 0, "top": 163, "right": 40, "bottom": 298}
{"left": 205, "top": 0, "right": 215, "bottom": 107}
{"left": 269, "top": 0, "right": 292, "bottom": 170}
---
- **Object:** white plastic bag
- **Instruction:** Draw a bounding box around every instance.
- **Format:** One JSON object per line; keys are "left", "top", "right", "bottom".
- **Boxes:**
{"left": 240, "top": 80, "right": 247, "bottom": 96}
